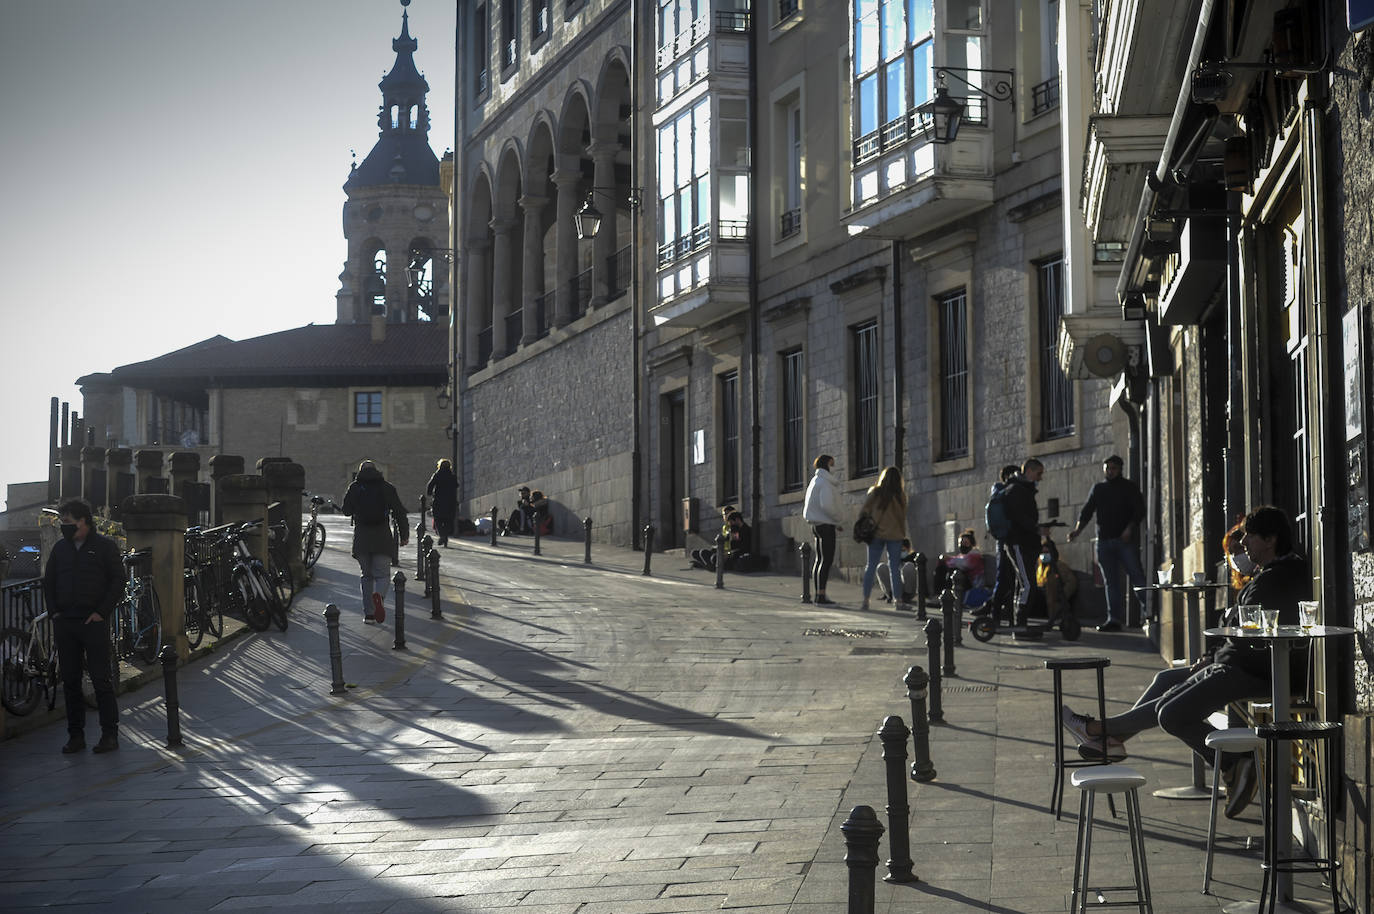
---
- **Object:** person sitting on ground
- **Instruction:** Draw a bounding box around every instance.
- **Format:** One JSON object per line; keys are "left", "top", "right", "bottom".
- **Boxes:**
{"left": 694, "top": 511, "right": 753, "bottom": 571}
{"left": 933, "top": 528, "right": 985, "bottom": 595}
{"left": 1059, "top": 505, "right": 1309, "bottom": 819}
{"left": 528, "top": 490, "right": 552, "bottom": 535}
{"left": 502, "top": 486, "right": 533, "bottom": 535}
{"left": 691, "top": 505, "right": 736, "bottom": 569}
{"left": 876, "top": 539, "right": 919, "bottom": 603}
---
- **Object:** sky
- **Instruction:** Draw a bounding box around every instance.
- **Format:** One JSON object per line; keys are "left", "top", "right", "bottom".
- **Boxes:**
{"left": 0, "top": 0, "right": 455, "bottom": 511}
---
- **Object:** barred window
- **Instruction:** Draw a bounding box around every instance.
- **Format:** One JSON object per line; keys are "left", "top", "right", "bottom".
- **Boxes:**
{"left": 781, "top": 350, "right": 805, "bottom": 491}
{"left": 852, "top": 321, "right": 880, "bottom": 476}
{"left": 720, "top": 370, "right": 740, "bottom": 502}
{"left": 1037, "top": 257, "right": 1073, "bottom": 438}
{"left": 938, "top": 290, "right": 969, "bottom": 458}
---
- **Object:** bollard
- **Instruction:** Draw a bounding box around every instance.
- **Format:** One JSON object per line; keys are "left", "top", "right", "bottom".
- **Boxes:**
{"left": 951, "top": 569, "right": 966, "bottom": 645}
{"left": 913, "top": 552, "right": 928, "bottom": 621}
{"left": 392, "top": 571, "right": 407, "bottom": 651}
{"left": 415, "top": 494, "right": 427, "bottom": 574}
{"left": 325, "top": 603, "right": 346, "bottom": 695}
{"left": 924, "top": 617, "right": 944, "bottom": 722}
{"left": 489, "top": 507, "right": 498, "bottom": 546}
{"left": 159, "top": 643, "right": 183, "bottom": 748}
{"left": 799, "top": 541, "right": 812, "bottom": 603}
{"left": 878, "top": 716, "right": 917, "bottom": 883}
{"left": 533, "top": 514, "right": 542, "bottom": 556}
{"left": 428, "top": 549, "right": 442, "bottom": 618}
{"left": 641, "top": 523, "right": 654, "bottom": 575}
{"left": 714, "top": 533, "right": 725, "bottom": 589}
{"left": 903, "top": 666, "right": 938, "bottom": 781}
{"left": 940, "top": 586, "right": 958, "bottom": 676}
{"left": 841, "top": 805, "right": 885, "bottom": 914}
{"left": 583, "top": 516, "right": 593, "bottom": 564}
{"left": 419, "top": 534, "right": 433, "bottom": 587}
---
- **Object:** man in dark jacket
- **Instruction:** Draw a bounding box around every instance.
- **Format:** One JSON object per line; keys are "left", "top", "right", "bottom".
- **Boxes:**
{"left": 42, "top": 498, "right": 125, "bottom": 755}
{"left": 342, "top": 461, "right": 408, "bottom": 624}
{"left": 1002, "top": 458, "right": 1044, "bottom": 625}
{"left": 1069, "top": 455, "right": 1147, "bottom": 632}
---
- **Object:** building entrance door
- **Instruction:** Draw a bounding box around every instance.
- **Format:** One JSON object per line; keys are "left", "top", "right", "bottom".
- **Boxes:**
{"left": 659, "top": 391, "right": 686, "bottom": 549}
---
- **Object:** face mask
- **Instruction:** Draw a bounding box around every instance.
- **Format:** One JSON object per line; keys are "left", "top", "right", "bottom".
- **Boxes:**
{"left": 958, "top": 543, "right": 972, "bottom": 554}
{"left": 60, "top": 523, "right": 78, "bottom": 541}
{"left": 1230, "top": 553, "right": 1257, "bottom": 576}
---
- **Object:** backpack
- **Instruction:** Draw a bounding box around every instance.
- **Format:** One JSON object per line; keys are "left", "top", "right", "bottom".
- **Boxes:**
{"left": 985, "top": 482, "right": 1012, "bottom": 541}
{"left": 354, "top": 482, "right": 388, "bottom": 525}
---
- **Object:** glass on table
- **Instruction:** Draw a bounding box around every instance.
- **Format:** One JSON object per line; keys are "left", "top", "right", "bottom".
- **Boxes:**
{"left": 1298, "top": 600, "right": 1319, "bottom": 631}
{"left": 1238, "top": 604, "right": 1263, "bottom": 630}
{"left": 1260, "top": 609, "right": 1280, "bottom": 634}
{"left": 1157, "top": 567, "right": 1173, "bottom": 586}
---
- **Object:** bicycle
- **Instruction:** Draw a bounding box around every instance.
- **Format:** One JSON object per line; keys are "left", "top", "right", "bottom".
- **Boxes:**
{"left": 1, "top": 609, "right": 118, "bottom": 717}
{"left": 267, "top": 520, "right": 295, "bottom": 611}
{"left": 228, "top": 521, "right": 286, "bottom": 632}
{"left": 112, "top": 549, "right": 162, "bottom": 664}
{"left": 301, "top": 495, "right": 327, "bottom": 569}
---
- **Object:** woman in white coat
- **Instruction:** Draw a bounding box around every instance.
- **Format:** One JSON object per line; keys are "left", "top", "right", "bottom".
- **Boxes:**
{"left": 802, "top": 454, "right": 843, "bottom": 604}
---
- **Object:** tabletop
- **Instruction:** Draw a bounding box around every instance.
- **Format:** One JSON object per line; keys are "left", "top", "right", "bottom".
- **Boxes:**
{"left": 1203, "top": 624, "right": 1357, "bottom": 640}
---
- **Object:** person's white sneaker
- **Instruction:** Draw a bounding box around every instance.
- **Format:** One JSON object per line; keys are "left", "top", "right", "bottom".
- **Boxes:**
{"left": 1060, "top": 705, "right": 1094, "bottom": 744}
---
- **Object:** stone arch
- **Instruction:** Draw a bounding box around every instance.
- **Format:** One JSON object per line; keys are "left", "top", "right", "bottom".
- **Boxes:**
{"left": 464, "top": 173, "right": 495, "bottom": 367}
{"left": 589, "top": 55, "right": 634, "bottom": 304}
{"left": 557, "top": 85, "right": 595, "bottom": 318}
{"left": 492, "top": 145, "right": 525, "bottom": 357}
{"left": 524, "top": 118, "right": 558, "bottom": 336}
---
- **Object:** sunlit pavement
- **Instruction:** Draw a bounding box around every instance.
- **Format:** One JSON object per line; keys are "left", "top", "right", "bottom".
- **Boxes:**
{"left": 0, "top": 516, "right": 1324, "bottom": 912}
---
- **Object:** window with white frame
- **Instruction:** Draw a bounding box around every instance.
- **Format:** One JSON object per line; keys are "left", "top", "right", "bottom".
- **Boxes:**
{"left": 781, "top": 349, "right": 806, "bottom": 491}
{"left": 852, "top": 321, "right": 881, "bottom": 477}
{"left": 501, "top": 0, "right": 519, "bottom": 71}
{"left": 657, "top": 98, "right": 711, "bottom": 267}
{"left": 1037, "top": 256, "right": 1073, "bottom": 439}
{"left": 719, "top": 370, "right": 740, "bottom": 503}
{"left": 532, "top": 0, "right": 549, "bottom": 42}
{"left": 718, "top": 98, "right": 750, "bottom": 240}
{"left": 781, "top": 101, "right": 803, "bottom": 239}
{"left": 853, "top": 0, "right": 933, "bottom": 164}
{"left": 937, "top": 290, "right": 969, "bottom": 459}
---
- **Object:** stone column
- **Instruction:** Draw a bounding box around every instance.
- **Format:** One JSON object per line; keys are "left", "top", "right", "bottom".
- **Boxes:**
{"left": 261, "top": 461, "right": 306, "bottom": 588}
{"left": 135, "top": 449, "right": 166, "bottom": 494}
{"left": 552, "top": 167, "right": 582, "bottom": 327}
{"left": 218, "top": 474, "right": 271, "bottom": 562}
{"left": 60, "top": 444, "right": 82, "bottom": 500}
{"left": 489, "top": 217, "right": 517, "bottom": 361}
{"left": 520, "top": 194, "right": 548, "bottom": 345}
{"left": 105, "top": 448, "right": 134, "bottom": 520}
{"left": 209, "top": 455, "right": 245, "bottom": 525}
{"left": 169, "top": 452, "right": 202, "bottom": 524}
{"left": 121, "top": 494, "right": 188, "bottom": 659}
{"left": 589, "top": 143, "right": 620, "bottom": 307}
{"left": 81, "top": 446, "right": 107, "bottom": 513}
{"left": 464, "top": 237, "right": 491, "bottom": 368}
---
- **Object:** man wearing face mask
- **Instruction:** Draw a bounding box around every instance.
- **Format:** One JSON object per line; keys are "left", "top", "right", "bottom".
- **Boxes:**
{"left": 42, "top": 499, "right": 125, "bottom": 754}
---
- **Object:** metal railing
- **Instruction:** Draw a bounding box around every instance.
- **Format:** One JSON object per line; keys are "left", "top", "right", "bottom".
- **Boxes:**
{"left": 505, "top": 309, "right": 523, "bottom": 352}
{"left": 476, "top": 327, "right": 493, "bottom": 369}
{"left": 1032, "top": 76, "right": 1060, "bottom": 115}
{"left": 718, "top": 219, "right": 749, "bottom": 241}
{"left": 607, "top": 246, "right": 632, "bottom": 300}
{"left": 853, "top": 96, "right": 990, "bottom": 166}
{"left": 716, "top": 10, "right": 750, "bottom": 31}
{"left": 2, "top": 578, "right": 42, "bottom": 634}
{"left": 572, "top": 268, "right": 593, "bottom": 315}
{"left": 780, "top": 208, "right": 802, "bottom": 239}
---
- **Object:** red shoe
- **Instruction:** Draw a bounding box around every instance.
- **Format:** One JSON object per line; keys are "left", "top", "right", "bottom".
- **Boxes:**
{"left": 372, "top": 591, "right": 385, "bottom": 623}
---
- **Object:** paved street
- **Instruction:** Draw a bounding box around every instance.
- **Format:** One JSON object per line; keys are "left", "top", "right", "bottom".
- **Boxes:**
{"left": 0, "top": 517, "right": 1319, "bottom": 912}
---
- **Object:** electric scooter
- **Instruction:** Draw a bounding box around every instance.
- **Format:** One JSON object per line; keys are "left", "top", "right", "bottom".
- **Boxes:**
{"left": 969, "top": 522, "right": 1082, "bottom": 642}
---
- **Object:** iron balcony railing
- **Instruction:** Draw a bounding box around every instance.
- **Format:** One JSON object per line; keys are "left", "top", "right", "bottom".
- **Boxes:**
{"left": 780, "top": 208, "right": 802, "bottom": 239}
{"left": 853, "top": 96, "right": 989, "bottom": 166}
{"left": 572, "top": 268, "right": 593, "bottom": 314}
{"left": 608, "top": 246, "right": 632, "bottom": 300}
{"left": 476, "top": 327, "right": 493, "bottom": 368}
{"left": 505, "top": 309, "right": 523, "bottom": 352}
{"left": 1032, "top": 75, "right": 1060, "bottom": 115}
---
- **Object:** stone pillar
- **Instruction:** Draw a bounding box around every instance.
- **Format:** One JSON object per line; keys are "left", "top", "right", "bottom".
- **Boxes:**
{"left": 489, "top": 217, "right": 517, "bottom": 360}
{"left": 121, "top": 494, "right": 188, "bottom": 659}
{"left": 135, "top": 449, "right": 165, "bottom": 494}
{"left": 520, "top": 194, "right": 547, "bottom": 345}
{"left": 105, "top": 448, "right": 134, "bottom": 520}
{"left": 552, "top": 167, "right": 581, "bottom": 327}
{"left": 589, "top": 143, "right": 619, "bottom": 307}
{"left": 169, "top": 452, "right": 202, "bottom": 524}
{"left": 60, "top": 444, "right": 81, "bottom": 500}
{"left": 218, "top": 474, "right": 271, "bottom": 561}
{"left": 261, "top": 461, "right": 306, "bottom": 588}
{"left": 464, "top": 237, "right": 490, "bottom": 367}
{"left": 209, "top": 455, "right": 245, "bottom": 525}
{"left": 81, "top": 446, "right": 106, "bottom": 513}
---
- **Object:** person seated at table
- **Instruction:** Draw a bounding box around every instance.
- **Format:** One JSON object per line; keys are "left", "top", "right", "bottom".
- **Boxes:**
{"left": 1058, "top": 505, "right": 1309, "bottom": 819}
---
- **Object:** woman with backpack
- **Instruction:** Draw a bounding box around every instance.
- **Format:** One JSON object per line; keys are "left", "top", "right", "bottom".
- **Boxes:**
{"left": 858, "top": 466, "right": 908, "bottom": 611}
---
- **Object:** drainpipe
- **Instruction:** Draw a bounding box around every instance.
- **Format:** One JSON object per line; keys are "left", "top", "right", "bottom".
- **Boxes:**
{"left": 453, "top": 2, "right": 466, "bottom": 513}
{"left": 748, "top": 3, "right": 762, "bottom": 548}
{"left": 1222, "top": 190, "right": 1243, "bottom": 534}
{"left": 892, "top": 241, "right": 906, "bottom": 470}
{"left": 630, "top": 0, "right": 644, "bottom": 551}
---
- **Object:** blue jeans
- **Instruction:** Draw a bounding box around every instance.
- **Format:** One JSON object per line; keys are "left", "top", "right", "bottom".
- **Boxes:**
{"left": 863, "top": 538, "right": 905, "bottom": 601}
{"left": 358, "top": 553, "right": 391, "bottom": 617}
{"left": 1096, "top": 536, "right": 1146, "bottom": 626}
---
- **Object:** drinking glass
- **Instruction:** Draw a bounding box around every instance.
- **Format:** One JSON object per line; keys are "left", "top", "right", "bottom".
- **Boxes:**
{"left": 1238, "top": 604, "right": 1262, "bottom": 630}
{"left": 1298, "top": 600, "right": 1319, "bottom": 631}
{"left": 1157, "top": 568, "right": 1172, "bottom": 586}
{"left": 1191, "top": 571, "right": 1207, "bottom": 585}
{"left": 1260, "top": 609, "right": 1279, "bottom": 634}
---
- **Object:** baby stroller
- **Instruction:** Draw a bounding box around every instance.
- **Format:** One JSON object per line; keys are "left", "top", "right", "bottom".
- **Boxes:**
{"left": 969, "top": 522, "right": 1082, "bottom": 642}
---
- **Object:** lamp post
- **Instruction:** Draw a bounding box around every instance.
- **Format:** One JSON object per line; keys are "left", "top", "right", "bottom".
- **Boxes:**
{"left": 917, "top": 67, "right": 1015, "bottom": 145}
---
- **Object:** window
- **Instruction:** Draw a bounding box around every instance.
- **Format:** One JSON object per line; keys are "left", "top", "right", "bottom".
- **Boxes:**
{"left": 532, "top": 0, "right": 549, "bottom": 41}
{"left": 1037, "top": 257, "right": 1073, "bottom": 439}
{"left": 473, "top": 5, "right": 489, "bottom": 98}
{"left": 779, "top": 0, "right": 800, "bottom": 22}
{"left": 501, "top": 0, "right": 518, "bottom": 71}
{"left": 719, "top": 371, "right": 740, "bottom": 502}
{"left": 718, "top": 98, "right": 751, "bottom": 239}
{"left": 937, "top": 290, "right": 969, "bottom": 459}
{"left": 852, "top": 321, "right": 880, "bottom": 476}
{"left": 657, "top": 98, "right": 711, "bottom": 266}
{"left": 853, "top": 0, "right": 933, "bottom": 161}
{"left": 354, "top": 391, "right": 383, "bottom": 428}
{"left": 781, "top": 101, "right": 802, "bottom": 239}
{"left": 781, "top": 349, "right": 805, "bottom": 491}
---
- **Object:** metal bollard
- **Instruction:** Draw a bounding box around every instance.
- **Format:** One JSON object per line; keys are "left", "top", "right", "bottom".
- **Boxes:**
{"left": 951, "top": 569, "right": 966, "bottom": 645}
{"left": 324, "top": 603, "right": 346, "bottom": 695}
{"left": 903, "top": 666, "right": 937, "bottom": 781}
{"left": 799, "top": 541, "right": 812, "bottom": 603}
{"left": 841, "top": 805, "right": 885, "bottom": 914}
{"left": 489, "top": 507, "right": 498, "bottom": 546}
{"left": 533, "top": 515, "right": 542, "bottom": 556}
{"left": 416, "top": 494, "right": 427, "bottom": 572}
{"left": 642, "top": 524, "right": 654, "bottom": 575}
{"left": 878, "top": 716, "right": 918, "bottom": 883}
{"left": 583, "top": 516, "right": 593, "bottom": 564}
{"left": 714, "top": 533, "right": 725, "bottom": 589}
{"left": 940, "top": 586, "right": 958, "bottom": 676}
{"left": 924, "top": 617, "right": 944, "bottom": 722}
{"left": 159, "top": 643, "right": 183, "bottom": 748}
{"left": 392, "top": 571, "right": 407, "bottom": 651}
{"left": 428, "top": 550, "right": 442, "bottom": 618}
{"left": 418, "top": 534, "right": 432, "bottom": 584}
{"left": 913, "top": 552, "right": 928, "bottom": 621}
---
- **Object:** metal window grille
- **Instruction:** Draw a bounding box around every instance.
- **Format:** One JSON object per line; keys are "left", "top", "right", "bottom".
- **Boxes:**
{"left": 716, "top": 10, "right": 750, "bottom": 31}
{"left": 720, "top": 371, "right": 740, "bottom": 502}
{"left": 573, "top": 268, "right": 593, "bottom": 314}
{"left": 938, "top": 292, "right": 969, "bottom": 458}
{"left": 1031, "top": 76, "right": 1060, "bottom": 115}
{"left": 780, "top": 208, "right": 801, "bottom": 239}
{"left": 853, "top": 321, "right": 880, "bottom": 476}
{"left": 608, "top": 245, "right": 632, "bottom": 299}
{"left": 1037, "top": 259, "right": 1074, "bottom": 439}
{"left": 782, "top": 350, "right": 805, "bottom": 491}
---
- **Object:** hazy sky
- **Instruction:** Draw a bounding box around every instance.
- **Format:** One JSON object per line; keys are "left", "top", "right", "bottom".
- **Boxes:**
{"left": 0, "top": 0, "right": 455, "bottom": 510}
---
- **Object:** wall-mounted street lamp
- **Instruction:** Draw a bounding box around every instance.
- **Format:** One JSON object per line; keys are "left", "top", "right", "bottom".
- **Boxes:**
{"left": 1121, "top": 290, "right": 1148, "bottom": 322}
{"left": 435, "top": 383, "right": 451, "bottom": 410}
{"left": 574, "top": 187, "right": 643, "bottom": 240}
{"left": 918, "top": 66, "right": 1015, "bottom": 145}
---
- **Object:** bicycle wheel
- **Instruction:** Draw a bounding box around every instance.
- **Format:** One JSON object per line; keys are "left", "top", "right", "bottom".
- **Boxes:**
{"left": 0, "top": 627, "right": 39, "bottom": 717}
{"left": 136, "top": 583, "right": 163, "bottom": 664}
{"left": 201, "top": 568, "right": 224, "bottom": 639}
{"left": 253, "top": 564, "right": 288, "bottom": 631}
{"left": 113, "top": 601, "right": 136, "bottom": 662}
{"left": 303, "top": 523, "right": 325, "bottom": 568}
{"left": 183, "top": 572, "right": 205, "bottom": 650}
{"left": 270, "top": 556, "right": 294, "bottom": 610}
{"left": 235, "top": 565, "right": 272, "bottom": 631}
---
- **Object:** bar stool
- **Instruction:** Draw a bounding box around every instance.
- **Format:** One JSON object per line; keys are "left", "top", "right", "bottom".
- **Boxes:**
{"left": 1045, "top": 657, "right": 1115, "bottom": 820}
{"left": 1069, "top": 765, "right": 1152, "bottom": 914}
{"left": 1256, "top": 720, "right": 1343, "bottom": 914}
{"left": 1202, "top": 727, "right": 1264, "bottom": 894}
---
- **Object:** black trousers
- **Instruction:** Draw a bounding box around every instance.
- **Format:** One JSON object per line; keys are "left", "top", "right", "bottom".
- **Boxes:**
{"left": 812, "top": 524, "right": 836, "bottom": 591}
{"left": 54, "top": 615, "right": 118, "bottom": 736}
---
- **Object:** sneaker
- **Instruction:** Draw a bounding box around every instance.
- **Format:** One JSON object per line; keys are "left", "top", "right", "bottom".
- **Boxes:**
{"left": 815, "top": 595, "right": 835, "bottom": 605}
{"left": 61, "top": 734, "right": 86, "bottom": 754}
{"left": 364, "top": 616, "right": 376, "bottom": 625}
{"left": 372, "top": 592, "right": 385, "bottom": 623}
{"left": 1060, "top": 706, "right": 1095, "bottom": 744}
{"left": 92, "top": 732, "right": 119, "bottom": 754}
{"left": 859, "top": 598, "right": 870, "bottom": 611}
{"left": 1095, "top": 622, "right": 1123, "bottom": 633}
{"left": 1223, "top": 755, "right": 1258, "bottom": 819}
{"left": 1076, "top": 737, "right": 1128, "bottom": 761}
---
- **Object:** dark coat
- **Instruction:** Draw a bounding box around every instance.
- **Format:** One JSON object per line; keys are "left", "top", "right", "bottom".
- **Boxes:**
{"left": 426, "top": 467, "right": 459, "bottom": 521}
{"left": 1215, "top": 552, "right": 1311, "bottom": 678}
{"left": 42, "top": 529, "right": 125, "bottom": 621}
{"left": 1076, "top": 475, "right": 1146, "bottom": 539}
{"left": 342, "top": 465, "right": 408, "bottom": 559}
{"left": 1002, "top": 476, "right": 1041, "bottom": 547}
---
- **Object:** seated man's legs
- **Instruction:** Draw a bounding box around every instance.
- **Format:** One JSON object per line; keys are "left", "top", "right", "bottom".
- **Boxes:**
{"left": 1090, "top": 665, "right": 1195, "bottom": 740}
{"left": 1156, "top": 661, "right": 1268, "bottom": 762}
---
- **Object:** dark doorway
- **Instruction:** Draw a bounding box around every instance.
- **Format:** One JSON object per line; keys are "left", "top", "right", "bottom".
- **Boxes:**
{"left": 659, "top": 391, "right": 686, "bottom": 549}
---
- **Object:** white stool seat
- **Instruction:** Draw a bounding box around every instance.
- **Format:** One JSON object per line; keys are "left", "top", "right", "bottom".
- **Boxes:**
{"left": 1070, "top": 764, "right": 1146, "bottom": 793}
{"left": 1205, "top": 726, "right": 1261, "bottom": 752}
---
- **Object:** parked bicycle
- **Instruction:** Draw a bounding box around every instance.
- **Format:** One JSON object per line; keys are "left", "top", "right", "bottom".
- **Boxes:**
{"left": 2, "top": 607, "right": 118, "bottom": 717}
{"left": 228, "top": 521, "right": 286, "bottom": 632}
{"left": 268, "top": 520, "right": 295, "bottom": 611}
{"left": 112, "top": 549, "right": 162, "bottom": 664}
{"left": 302, "top": 495, "right": 327, "bottom": 569}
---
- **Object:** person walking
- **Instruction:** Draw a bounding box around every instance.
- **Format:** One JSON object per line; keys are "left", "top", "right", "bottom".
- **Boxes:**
{"left": 1002, "top": 458, "right": 1045, "bottom": 625}
{"left": 858, "top": 466, "right": 908, "bottom": 612}
{"left": 1068, "top": 454, "right": 1147, "bottom": 632}
{"left": 802, "top": 454, "right": 843, "bottom": 604}
{"left": 42, "top": 498, "right": 124, "bottom": 755}
{"left": 978, "top": 464, "right": 1021, "bottom": 619}
{"left": 342, "top": 460, "right": 408, "bottom": 624}
{"left": 426, "top": 458, "right": 459, "bottom": 547}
